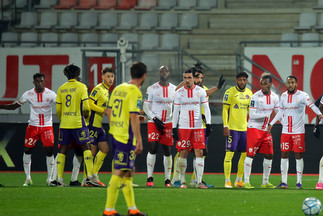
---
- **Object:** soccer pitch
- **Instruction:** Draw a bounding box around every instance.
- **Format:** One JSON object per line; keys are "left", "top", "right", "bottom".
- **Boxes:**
{"left": 0, "top": 172, "right": 322, "bottom": 216}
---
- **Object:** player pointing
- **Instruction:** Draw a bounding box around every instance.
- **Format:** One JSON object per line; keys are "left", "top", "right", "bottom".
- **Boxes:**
{"left": 268, "top": 75, "right": 323, "bottom": 189}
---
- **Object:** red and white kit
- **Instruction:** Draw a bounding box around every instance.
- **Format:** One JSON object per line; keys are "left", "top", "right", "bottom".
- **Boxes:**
{"left": 18, "top": 88, "right": 56, "bottom": 147}
{"left": 270, "top": 90, "right": 322, "bottom": 152}
{"left": 173, "top": 85, "right": 211, "bottom": 150}
{"left": 144, "top": 82, "right": 176, "bottom": 145}
{"left": 247, "top": 90, "right": 279, "bottom": 156}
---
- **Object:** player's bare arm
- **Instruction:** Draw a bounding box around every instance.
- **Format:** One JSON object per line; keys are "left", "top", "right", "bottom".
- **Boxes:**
{"left": 175, "top": 81, "right": 184, "bottom": 91}
{"left": 0, "top": 102, "right": 21, "bottom": 110}
{"left": 205, "top": 75, "right": 225, "bottom": 96}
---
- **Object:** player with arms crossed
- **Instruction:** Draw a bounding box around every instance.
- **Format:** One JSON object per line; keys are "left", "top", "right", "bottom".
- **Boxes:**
{"left": 0, "top": 73, "right": 56, "bottom": 186}
{"left": 223, "top": 72, "right": 253, "bottom": 188}
{"left": 84, "top": 67, "right": 115, "bottom": 186}
{"left": 55, "top": 64, "right": 100, "bottom": 187}
{"left": 315, "top": 95, "right": 323, "bottom": 189}
{"left": 268, "top": 75, "right": 323, "bottom": 189}
{"left": 143, "top": 66, "right": 176, "bottom": 187}
{"left": 103, "top": 62, "right": 147, "bottom": 216}
{"left": 172, "top": 68, "right": 212, "bottom": 189}
{"left": 243, "top": 74, "right": 279, "bottom": 189}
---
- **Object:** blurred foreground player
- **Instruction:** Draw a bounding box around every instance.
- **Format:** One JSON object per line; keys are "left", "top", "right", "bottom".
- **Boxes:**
{"left": 103, "top": 62, "right": 147, "bottom": 216}
{"left": 0, "top": 73, "right": 56, "bottom": 186}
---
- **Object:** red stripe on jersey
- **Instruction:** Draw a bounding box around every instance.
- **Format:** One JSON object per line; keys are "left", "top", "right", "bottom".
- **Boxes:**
{"left": 164, "top": 110, "right": 167, "bottom": 122}
{"left": 39, "top": 114, "right": 44, "bottom": 126}
{"left": 287, "top": 94, "right": 292, "bottom": 103}
{"left": 162, "top": 86, "right": 168, "bottom": 98}
{"left": 187, "top": 89, "right": 193, "bottom": 98}
{"left": 40, "top": 93, "right": 43, "bottom": 102}
{"left": 192, "top": 110, "right": 195, "bottom": 127}
{"left": 262, "top": 117, "right": 269, "bottom": 130}
{"left": 288, "top": 116, "right": 292, "bottom": 133}
{"left": 189, "top": 111, "right": 192, "bottom": 127}
{"left": 266, "top": 95, "right": 271, "bottom": 104}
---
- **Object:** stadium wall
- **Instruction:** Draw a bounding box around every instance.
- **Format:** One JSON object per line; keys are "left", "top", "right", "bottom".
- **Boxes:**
{"left": 0, "top": 123, "right": 322, "bottom": 174}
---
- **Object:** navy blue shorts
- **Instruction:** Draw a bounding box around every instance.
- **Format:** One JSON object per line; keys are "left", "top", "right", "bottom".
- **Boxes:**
{"left": 88, "top": 126, "right": 107, "bottom": 145}
{"left": 111, "top": 135, "right": 136, "bottom": 171}
{"left": 226, "top": 130, "right": 247, "bottom": 152}
{"left": 58, "top": 127, "right": 91, "bottom": 146}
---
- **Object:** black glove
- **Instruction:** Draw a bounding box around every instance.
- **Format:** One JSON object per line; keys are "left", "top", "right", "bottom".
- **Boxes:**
{"left": 153, "top": 117, "right": 164, "bottom": 131}
{"left": 172, "top": 128, "right": 179, "bottom": 141}
{"left": 217, "top": 74, "right": 225, "bottom": 89}
{"left": 206, "top": 124, "right": 213, "bottom": 137}
{"left": 313, "top": 125, "right": 320, "bottom": 139}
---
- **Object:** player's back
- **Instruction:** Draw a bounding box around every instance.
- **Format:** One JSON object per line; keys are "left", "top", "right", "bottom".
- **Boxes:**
{"left": 223, "top": 86, "right": 253, "bottom": 131}
{"left": 109, "top": 83, "right": 142, "bottom": 144}
{"left": 57, "top": 79, "right": 89, "bottom": 129}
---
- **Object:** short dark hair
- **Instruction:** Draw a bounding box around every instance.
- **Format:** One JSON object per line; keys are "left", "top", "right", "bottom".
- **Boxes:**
{"left": 130, "top": 62, "right": 147, "bottom": 79}
{"left": 192, "top": 63, "right": 204, "bottom": 78}
{"left": 236, "top": 72, "right": 248, "bottom": 79}
{"left": 184, "top": 67, "right": 194, "bottom": 75}
{"left": 63, "top": 64, "right": 81, "bottom": 80}
{"left": 286, "top": 75, "right": 297, "bottom": 82}
{"left": 33, "top": 73, "right": 45, "bottom": 81}
{"left": 261, "top": 74, "right": 272, "bottom": 83}
{"left": 102, "top": 67, "right": 115, "bottom": 75}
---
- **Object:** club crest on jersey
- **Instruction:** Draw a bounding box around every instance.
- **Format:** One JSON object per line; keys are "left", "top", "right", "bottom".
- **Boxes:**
{"left": 224, "top": 94, "right": 228, "bottom": 101}
{"left": 250, "top": 100, "right": 255, "bottom": 107}
{"left": 246, "top": 95, "right": 249, "bottom": 99}
{"left": 234, "top": 104, "right": 239, "bottom": 109}
{"left": 91, "top": 90, "right": 97, "bottom": 97}
{"left": 46, "top": 97, "right": 50, "bottom": 102}
{"left": 137, "top": 99, "right": 142, "bottom": 108}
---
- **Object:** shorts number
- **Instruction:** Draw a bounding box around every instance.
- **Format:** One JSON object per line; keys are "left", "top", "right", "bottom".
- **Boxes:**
{"left": 112, "top": 99, "right": 123, "bottom": 117}
{"left": 65, "top": 94, "right": 72, "bottom": 107}
{"left": 129, "top": 150, "right": 135, "bottom": 160}
{"left": 281, "top": 142, "right": 289, "bottom": 150}
{"left": 26, "top": 138, "right": 35, "bottom": 146}
{"left": 150, "top": 132, "right": 159, "bottom": 140}
{"left": 90, "top": 130, "right": 98, "bottom": 138}
{"left": 228, "top": 136, "right": 232, "bottom": 143}
{"left": 179, "top": 140, "right": 191, "bottom": 148}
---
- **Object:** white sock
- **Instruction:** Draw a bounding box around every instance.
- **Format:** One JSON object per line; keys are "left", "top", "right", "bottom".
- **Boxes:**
{"left": 71, "top": 154, "right": 82, "bottom": 182}
{"left": 163, "top": 155, "right": 172, "bottom": 181}
{"left": 172, "top": 157, "right": 180, "bottom": 182}
{"left": 23, "top": 153, "right": 32, "bottom": 180}
{"left": 263, "top": 158, "right": 272, "bottom": 185}
{"left": 281, "top": 158, "right": 289, "bottom": 184}
{"left": 52, "top": 154, "right": 58, "bottom": 181}
{"left": 319, "top": 157, "right": 323, "bottom": 183}
{"left": 178, "top": 157, "right": 187, "bottom": 183}
{"left": 146, "top": 152, "right": 156, "bottom": 178}
{"left": 244, "top": 157, "right": 253, "bottom": 184}
{"left": 296, "top": 158, "right": 304, "bottom": 184}
{"left": 195, "top": 157, "right": 204, "bottom": 184}
{"left": 46, "top": 155, "right": 55, "bottom": 182}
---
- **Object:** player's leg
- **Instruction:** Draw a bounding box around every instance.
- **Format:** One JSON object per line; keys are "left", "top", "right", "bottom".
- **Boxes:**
{"left": 57, "top": 145, "right": 68, "bottom": 186}
{"left": 162, "top": 144, "right": 172, "bottom": 187}
{"left": 294, "top": 134, "right": 305, "bottom": 189}
{"left": 194, "top": 148, "right": 206, "bottom": 188}
{"left": 276, "top": 133, "right": 290, "bottom": 189}
{"left": 146, "top": 141, "right": 158, "bottom": 187}
{"left": 104, "top": 169, "right": 124, "bottom": 216}
{"left": 23, "top": 147, "right": 33, "bottom": 186}
{"left": 178, "top": 149, "right": 189, "bottom": 188}
{"left": 40, "top": 127, "right": 55, "bottom": 185}
{"left": 171, "top": 151, "right": 180, "bottom": 185}
{"left": 93, "top": 139, "right": 109, "bottom": 186}
{"left": 223, "top": 130, "right": 238, "bottom": 188}
{"left": 316, "top": 156, "right": 323, "bottom": 189}
{"left": 70, "top": 146, "right": 83, "bottom": 186}
{"left": 244, "top": 129, "right": 255, "bottom": 188}
{"left": 235, "top": 131, "right": 247, "bottom": 187}
{"left": 260, "top": 133, "right": 274, "bottom": 188}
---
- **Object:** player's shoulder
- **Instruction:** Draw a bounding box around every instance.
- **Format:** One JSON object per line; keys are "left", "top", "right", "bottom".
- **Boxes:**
{"left": 169, "top": 83, "right": 176, "bottom": 89}
{"left": 271, "top": 91, "right": 279, "bottom": 98}
{"left": 44, "top": 87, "right": 55, "bottom": 93}
{"left": 245, "top": 88, "right": 253, "bottom": 95}
{"left": 196, "top": 85, "right": 206, "bottom": 93}
{"left": 203, "top": 85, "right": 209, "bottom": 90}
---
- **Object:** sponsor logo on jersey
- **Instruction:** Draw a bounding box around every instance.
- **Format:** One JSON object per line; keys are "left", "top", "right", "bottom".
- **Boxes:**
{"left": 137, "top": 99, "right": 142, "bottom": 108}
{"left": 91, "top": 90, "right": 97, "bottom": 96}
{"left": 234, "top": 104, "right": 239, "bottom": 109}
{"left": 224, "top": 94, "right": 228, "bottom": 101}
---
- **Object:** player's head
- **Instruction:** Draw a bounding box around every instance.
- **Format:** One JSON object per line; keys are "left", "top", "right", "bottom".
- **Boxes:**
{"left": 236, "top": 72, "right": 248, "bottom": 90}
{"left": 102, "top": 67, "right": 115, "bottom": 87}
{"left": 183, "top": 68, "right": 195, "bottom": 89}
{"left": 286, "top": 75, "right": 297, "bottom": 94}
{"left": 192, "top": 63, "right": 204, "bottom": 87}
{"left": 33, "top": 73, "right": 45, "bottom": 91}
{"left": 159, "top": 65, "right": 170, "bottom": 82}
{"left": 260, "top": 73, "right": 272, "bottom": 95}
{"left": 63, "top": 64, "right": 81, "bottom": 80}
{"left": 130, "top": 62, "right": 147, "bottom": 86}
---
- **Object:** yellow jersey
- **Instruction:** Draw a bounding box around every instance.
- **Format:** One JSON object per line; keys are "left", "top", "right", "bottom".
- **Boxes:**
{"left": 56, "top": 79, "right": 90, "bottom": 129}
{"left": 89, "top": 82, "right": 110, "bottom": 128}
{"left": 222, "top": 86, "right": 253, "bottom": 131}
{"left": 108, "top": 83, "right": 142, "bottom": 144}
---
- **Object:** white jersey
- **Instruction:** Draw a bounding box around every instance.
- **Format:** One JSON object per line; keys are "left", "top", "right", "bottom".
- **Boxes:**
{"left": 248, "top": 90, "right": 279, "bottom": 131}
{"left": 17, "top": 88, "right": 56, "bottom": 127}
{"left": 143, "top": 82, "right": 176, "bottom": 123}
{"left": 270, "top": 90, "right": 321, "bottom": 134}
{"left": 173, "top": 85, "right": 210, "bottom": 129}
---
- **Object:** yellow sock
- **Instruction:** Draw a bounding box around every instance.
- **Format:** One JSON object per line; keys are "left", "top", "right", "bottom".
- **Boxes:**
{"left": 237, "top": 152, "right": 247, "bottom": 178}
{"left": 105, "top": 175, "right": 122, "bottom": 209}
{"left": 122, "top": 177, "right": 136, "bottom": 209}
{"left": 83, "top": 162, "right": 87, "bottom": 179}
{"left": 57, "top": 153, "right": 66, "bottom": 179}
{"left": 93, "top": 151, "right": 107, "bottom": 174}
{"left": 83, "top": 150, "right": 94, "bottom": 177}
{"left": 111, "top": 160, "right": 114, "bottom": 173}
{"left": 172, "top": 152, "right": 179, "bottom": 179}
{"left": 224, "top": 151, "right": 234, "bottom": 180}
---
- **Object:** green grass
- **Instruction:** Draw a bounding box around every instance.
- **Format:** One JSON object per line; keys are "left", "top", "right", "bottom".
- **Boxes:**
{"left": 0, "top": 172, "right": 322, "bottom": 216}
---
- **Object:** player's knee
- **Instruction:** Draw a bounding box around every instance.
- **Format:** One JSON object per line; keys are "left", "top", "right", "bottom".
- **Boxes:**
{"left": 45, "top": 147, "right": 53, "bottom": 157}
{"left": 149, "top": 142, "right": 158, "bottom": 154}
{"left": 74, "top": 148, "right": 83, "bottom": 157}
{"left": 203, "top": 148, "right": 208, "bottom": 156}
{"left": 24, "top": 147, "right": 33, "bottom": 154}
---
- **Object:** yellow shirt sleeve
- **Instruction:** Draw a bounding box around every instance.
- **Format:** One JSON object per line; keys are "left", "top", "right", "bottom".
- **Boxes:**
{"left": 89, "top": 87, "right": 104, "bottom": 113}
{"left": 222, "top": 89, "right": 231, "bottom": 127}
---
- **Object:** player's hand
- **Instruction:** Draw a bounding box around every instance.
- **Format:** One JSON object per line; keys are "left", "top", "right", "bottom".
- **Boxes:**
{"left": 267, "top": 124, "right": 272, "bottom": 134}
{"left": 153, "top": 117, "right": 165, "bottom": 131}
{"left": 139, "top": 115, "right": 146, "bottom": 123}
{"left": 217, "top": 75, "right": 225, "bottom": 89}
{"left": 313, "top": 125, "right": 320, "bottom": 139}
{"left": 319, "top": 114, "right": 323, "bottom": 120}
{"left": 172, "top": 128, "right": 179, "bottom": 141}
{"left": 134, "top": 140, "right": 143, "bottom": 155}
{"left": 223, "top": 127, "right": 230, "bottom": 137}
{"left": 103, "top": 109, "right": 109, "bottom": 115}
{"left": 206, "top": 124, "right": 212, "bottom": 137}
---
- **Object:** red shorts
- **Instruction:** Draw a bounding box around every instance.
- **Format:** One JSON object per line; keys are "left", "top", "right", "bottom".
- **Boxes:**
{"left": 24, "top": 125, "right": 54, "bottom": 148}
{"left": 176, "top": 128, "right": 205, "bottom": 151}
{"left": 247, "top": 128, "right": 273, "bottom": 157}
{"left": 280, "top": 133, "right": 305, "bottom": 153}
{"left": 147, "top": 122, "right": 173, "bottom": 146}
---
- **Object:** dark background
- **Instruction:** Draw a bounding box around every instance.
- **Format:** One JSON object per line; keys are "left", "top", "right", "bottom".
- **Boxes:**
{"left": 0, "top": 123, "right": 322, "bottom": 174}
